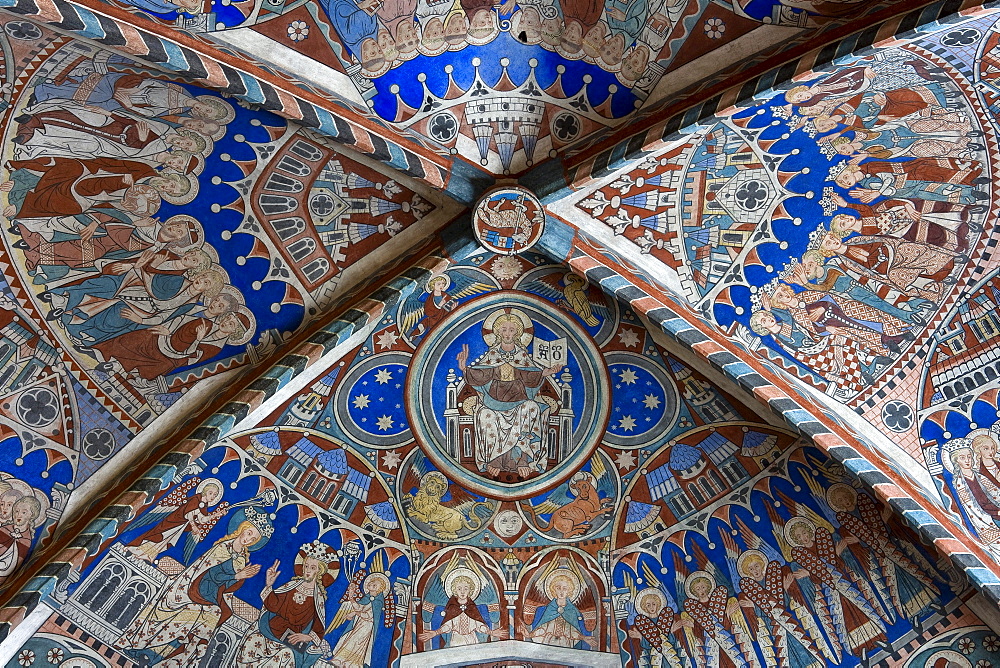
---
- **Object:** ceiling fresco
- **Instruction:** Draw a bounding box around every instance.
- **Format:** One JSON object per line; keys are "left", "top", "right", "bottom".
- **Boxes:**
{"left": 0, "top": 0, "right": 999, "bottom": 666}
{"left": 4, "top": 247, "right": 999, "bottom": 668}
{"left": 544, "top": 0, "right": 1000, "bottom": 595}
{"left": 0, "top": 15, "right": 458, "bottom": 596}
{"left": 52, "top": 0, "right": 917, "bottom": 174}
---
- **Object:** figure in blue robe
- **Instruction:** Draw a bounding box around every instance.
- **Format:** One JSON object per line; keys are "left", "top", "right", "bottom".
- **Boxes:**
{"left": 318, "top": 0, "right": 380, "bottom": 58}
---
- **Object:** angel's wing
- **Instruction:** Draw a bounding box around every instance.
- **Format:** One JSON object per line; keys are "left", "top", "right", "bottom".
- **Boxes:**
{"left": 690, "top": 541, "right": 730, "bottom": 590}
{"left": 733, "top": 517, "right": 782, "bottom": 563}
{"left": 128, "top": 507, "right": 176, "bottom": 532}
{"left": 622, "top": 570, "right": 638, "bottom": 617}
{"left": 182, "top": 531, "right": 200, "bottom": 564}
{"left": 776, "top": 490, "right": 836, "bottom": 535}
{"left": 801, "top": 475, "right": 838, "bottom": 525}
{"left": 397, "top": 296, "right": 425, "bottom": 335}
{"left": 449, "top": 269, "right": 498, "bottom": 300}
{"left": 526, "top": 272, "right": 566, "bottom": 303}
{"left": 577, "top": 581, "right": 599, "bottom": 633}
{"left": 671, "top": 551, "right": 690, "bottom": 605}
{"left": 719, "top": 532, "right": 743, "bottom": 591}
{"left": 130, "top": 477, "right": 200, "bottom": 530}
{"left": 328, "top": 597, "right": 355, "bottom": 632}
{"left": 766, "top": 503, "right": 796, "bottom": 563}
{"left": 639, "top": 561, "right": 663, "bottom": 593}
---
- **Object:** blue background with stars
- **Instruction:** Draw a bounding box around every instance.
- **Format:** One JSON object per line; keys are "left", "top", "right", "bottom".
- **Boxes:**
{"left": 608, "top": 362, "right": 667, "bottom": 438}
{"left": 347, "top": 362, "right": 409, "bottom": 437}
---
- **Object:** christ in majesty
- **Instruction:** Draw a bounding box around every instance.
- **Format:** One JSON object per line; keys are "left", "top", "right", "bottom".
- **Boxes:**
{"left": 456, "top": 312, "right": 561, "bottom": 479}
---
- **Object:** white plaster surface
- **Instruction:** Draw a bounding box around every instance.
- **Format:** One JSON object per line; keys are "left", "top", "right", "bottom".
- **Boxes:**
{"left": 399, "top": 640, "right": 622, "bottom": 667}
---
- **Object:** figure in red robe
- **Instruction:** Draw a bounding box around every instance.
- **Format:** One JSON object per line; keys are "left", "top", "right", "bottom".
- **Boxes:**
{"left": 235, "top": 541, "right": 339, "bottom": 667}
{"left": 4, "top": 155, "right": 158, "bottom": 222}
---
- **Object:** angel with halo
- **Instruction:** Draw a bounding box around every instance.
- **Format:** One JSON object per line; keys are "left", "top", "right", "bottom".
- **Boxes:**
{"left": 725, "top": 518, "right": 833, "bottom": 667}
{"left": 418, "top": 553, "right": 506, "bottom": 648}
{"left": 397, "top": 270, "right": 494, "bottom": 344}
{"left": 519, "top": 558, "right": 597, "bottom": 649}
{"left": 122, "top": 476, "right": 229, "bottom": 564}
{"left": 675, "top": 546, "right": 759, "bottom": 668}
{"left": 620, "top": 559, "right": 686, "bottom": 668}
{"left": 823, "top": 480, "right": 942, "bottom": 626}
{"left": 776, "top": 507, "right": 889, "bottom": 663}
{"left": 327, "top": 548, "right": 397, "bottom": 668}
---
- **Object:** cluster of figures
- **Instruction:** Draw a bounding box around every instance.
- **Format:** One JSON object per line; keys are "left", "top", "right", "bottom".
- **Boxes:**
{"left": 748, "top": 52, "right": 985, "bottom": 394}
{"left": 625, "top": 484, "right": 948, "bottom": 668}
{"left": 1, "top": 54, "right": 257, "bottom": 397}
{"left": 0, "top": 476, "right": 49, "bottom": 585}
{"left": 105, "top": 479, "right": 397, "bottom": 667}
{"left": 940, "top": 426, "right": 1000, "bottom": 551}
{"left": 418, "top": 555, "right": 598, "bottom": 650}
{"left": 321, "top": 0, "right": 673, "bottom": 84}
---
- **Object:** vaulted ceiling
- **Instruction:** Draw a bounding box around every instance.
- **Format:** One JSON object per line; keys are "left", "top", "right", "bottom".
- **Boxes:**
{"left": 0, "top": 0, "right": 998, "bottom": 666}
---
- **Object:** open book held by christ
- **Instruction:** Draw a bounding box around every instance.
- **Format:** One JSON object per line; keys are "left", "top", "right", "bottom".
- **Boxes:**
{"left": 533, "top": 337, "right": 567, "bottom": 370}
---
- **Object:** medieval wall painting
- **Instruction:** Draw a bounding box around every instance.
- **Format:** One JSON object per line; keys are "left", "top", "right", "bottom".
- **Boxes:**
{"left": 559, "top": 8, "right": 1000, "bottom": 561}
{"left": 76, "top": 0, "right": 913, "bottom": 175}
{"left": 921, "top": 267, "right": 1000, "bottom": 559}
{"left": 0, "top": 16, "right": 452, "bottom": 590}
{"left": 20, "top": 427, "right": 411, "bottom": 667}
{"left": 9, "top": 249, "right": 999, "bottom": 667}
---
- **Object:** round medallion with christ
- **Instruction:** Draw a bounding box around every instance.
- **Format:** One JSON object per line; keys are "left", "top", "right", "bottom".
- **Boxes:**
{"left": 406, "top": 291, "right": 609, "bottom": 498}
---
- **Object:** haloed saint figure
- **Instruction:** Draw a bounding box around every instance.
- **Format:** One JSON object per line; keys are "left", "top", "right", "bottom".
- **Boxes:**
{"left": 456, "top": 311, "right": 562, "bottom": 479}
{"left": 408, "top": 291, "right": 609, "bottom": 499}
